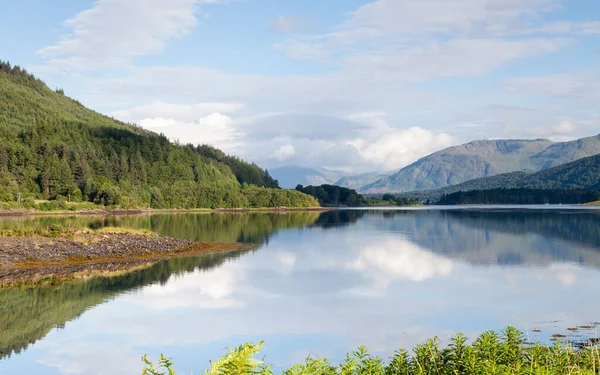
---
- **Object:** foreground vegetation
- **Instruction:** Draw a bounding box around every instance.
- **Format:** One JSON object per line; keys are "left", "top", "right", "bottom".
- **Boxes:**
{"left": 0, "top": 61, "right": 317, "bottom": 210}
{"left": 143, "top": 327, "right": 600, "bottom": 374}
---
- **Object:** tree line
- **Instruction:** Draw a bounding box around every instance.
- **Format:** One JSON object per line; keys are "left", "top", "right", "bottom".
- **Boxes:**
{"left": 437, "top": 189, "right": 600, "bottom": 205}
{"left": 295, "top": 184, "right": 368, "bottom": 207}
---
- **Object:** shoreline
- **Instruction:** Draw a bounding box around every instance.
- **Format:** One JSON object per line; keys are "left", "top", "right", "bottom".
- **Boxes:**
{"left": 0, "top": 230, "right": 253, "bottom": 286}
{"left": 0, "top": 206, "right": 331, "bottom": 218}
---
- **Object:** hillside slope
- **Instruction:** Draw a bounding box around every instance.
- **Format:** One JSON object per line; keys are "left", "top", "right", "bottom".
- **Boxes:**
{"left": 0, "top": 61, "right": 317, "bottom": 209}
{"left": 401, "top": 154, "right": 600, "bottom": 200}
{"left": 362, "top": 136, "right": 600, "bottom": 193}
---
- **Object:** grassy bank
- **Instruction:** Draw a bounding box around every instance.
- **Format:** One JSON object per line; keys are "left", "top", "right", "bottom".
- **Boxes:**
{"left": 0, "top": 202, "right": 329, "bottom": 217}
{"left": 143, "top": 327, "right": 600, "bottom": 375}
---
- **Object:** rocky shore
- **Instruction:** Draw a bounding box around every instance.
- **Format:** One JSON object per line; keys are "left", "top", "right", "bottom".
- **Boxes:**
{"left": 0, "top": 231, "right": 250, "bottom": 285}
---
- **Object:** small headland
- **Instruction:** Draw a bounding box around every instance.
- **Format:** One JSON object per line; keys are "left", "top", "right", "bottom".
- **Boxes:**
{"left": 0, "top": 226, "right": 252, "bottom": 286}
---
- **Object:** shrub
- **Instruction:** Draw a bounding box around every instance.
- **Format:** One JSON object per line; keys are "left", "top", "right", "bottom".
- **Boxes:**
{"left": 143, "top": 327, "right": 600, "bottom": 375}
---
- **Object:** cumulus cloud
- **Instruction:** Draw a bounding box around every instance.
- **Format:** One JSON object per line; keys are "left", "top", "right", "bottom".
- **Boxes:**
{"left": 342, "top": 114, "right": 453, "bottom": 171}
{"left": 134, "top": 112, "right": 238, "bottom": 150}
{"left": 355, "top": 127, "right": 453, "bottom": 171}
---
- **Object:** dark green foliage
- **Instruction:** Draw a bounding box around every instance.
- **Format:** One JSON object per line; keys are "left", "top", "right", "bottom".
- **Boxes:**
{"left": 438, "top": 189, "right": 600, "bottom": 205}
{"left": 0, "top": 59, "right": 316, "bottom": 209}
{"left": 378, "top": 194, "right": 420, "bottom": 206}
{"left": 145, "top": 327, "right": 600, "bottom": 374}
{"left": 382, "top": 194, "right": 395, "bottom": 201}
{"left": 195, "top": 145, "right": 279, "bottom": 188}
{"left": 296, "top": 184, "right": 368, "bottom": 207}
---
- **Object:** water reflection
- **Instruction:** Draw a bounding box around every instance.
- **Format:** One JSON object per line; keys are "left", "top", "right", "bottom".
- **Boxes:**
{"left": 0, "top": 251, "right": 252, "bottom": 360}
{"left": 1, "top": 208, "right": 600, "bottom": 375}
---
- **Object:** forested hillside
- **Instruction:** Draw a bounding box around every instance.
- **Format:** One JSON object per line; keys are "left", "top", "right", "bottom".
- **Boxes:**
{"left": 0, "top": 61, "right": 318, "bottom": 209}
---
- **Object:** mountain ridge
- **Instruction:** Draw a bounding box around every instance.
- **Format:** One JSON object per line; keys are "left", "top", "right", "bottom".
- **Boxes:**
{"left": 400, "top": 154, "right": 600, "bottom": 201}
{"left": 361, "top": 136, "right": 600, "bottom": 193}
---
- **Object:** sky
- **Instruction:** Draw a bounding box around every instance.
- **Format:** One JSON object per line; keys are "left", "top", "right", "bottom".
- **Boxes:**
{"left": 0, "top": 0, "right": 599, "bottom": 173}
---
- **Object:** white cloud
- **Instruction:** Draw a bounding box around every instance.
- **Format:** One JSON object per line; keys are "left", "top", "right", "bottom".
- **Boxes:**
{"left": 342, "top": 0, "right": 561, "bottom": 37}
{"left": 505, "top": 73, "right": 600, "bottom": 101}
{"left": 359, "top": 127, "right": 452, "bottom": 171}
{"left": 345, "top": 114, "right": 453, "bottom": 171}
{"left": 113, "top": 101, "right": 244, "bottom": 123}
{"left": 524, "top": 120, "right": 577, "bottom": 141}
{"left": 551, "top": 120, "right": 576, "bottom": 134}
{"left": 273, "top": 145, "right": 296, "bottom": 161}
{"left": 342, "top": 38, "right": 566, "bottom": 81}
{"left": 37, "top": 0, "right": 220, "bottom": 69}
{"left": 136, "top": 112, "right": 237, "bottom": 149}
{"left": 509, "top": 21, "right": 600, "bottom": 36}
{"left": 138, "top": 117, "right": 179, "bottom": 129}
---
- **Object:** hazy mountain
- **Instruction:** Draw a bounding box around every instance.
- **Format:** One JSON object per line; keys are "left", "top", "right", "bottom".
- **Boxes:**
{"left": 270, "top": 166, "right": 345, "bottom": 189}
{"left": 334, "top": 172, "right": 390, "bottom": 190}
{"left": 362, "top": 135, "right": 600, "bottom": 193}
{"left": 401, "top": 153, "right": 600, "bottom": 201}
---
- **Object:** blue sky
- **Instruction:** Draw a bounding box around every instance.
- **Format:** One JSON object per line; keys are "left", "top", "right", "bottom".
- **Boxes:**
{"left": 0, "top": 0, "right": 599, "bottom": 173}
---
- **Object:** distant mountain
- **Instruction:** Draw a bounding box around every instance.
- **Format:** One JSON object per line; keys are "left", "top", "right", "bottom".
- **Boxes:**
{"left": 361, "top": 135, "right": 600, "bottom": 193}
{"left": 401, "top": 154, "right": 600, "bottom": 201}
{"left": 270, "top": 166, "right": 345, "bottom": 189}
{"left": 334, "top": 172, "right": 390, "bottom": 190}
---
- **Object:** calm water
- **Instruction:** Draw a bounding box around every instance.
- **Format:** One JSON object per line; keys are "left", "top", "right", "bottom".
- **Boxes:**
{"left": 1, "top": 208, "right": 600, "bottom": 374}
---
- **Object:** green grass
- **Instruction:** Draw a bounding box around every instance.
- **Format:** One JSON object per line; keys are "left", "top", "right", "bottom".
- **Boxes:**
{"left": 0, "top": 224, "right": 153, "bottom": 238}
{"left": 143, "top": 327, "right": 600, "bottom": 375}
{"left": 0, "top": 224, "right": 80, "bottom": 238}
